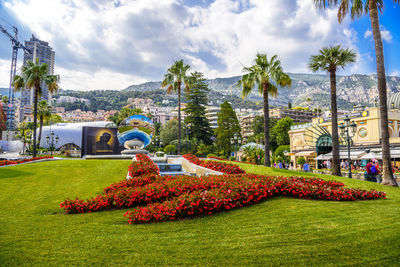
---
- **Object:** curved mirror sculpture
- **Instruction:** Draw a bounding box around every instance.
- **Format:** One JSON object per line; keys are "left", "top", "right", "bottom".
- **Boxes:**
{"left": 117, "top": 115, "right": 154, "bottom": 149}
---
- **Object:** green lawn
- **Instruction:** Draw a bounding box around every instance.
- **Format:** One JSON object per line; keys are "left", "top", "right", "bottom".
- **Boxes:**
{"left": 1, "top": 160, "right": 400, "bottom": 266}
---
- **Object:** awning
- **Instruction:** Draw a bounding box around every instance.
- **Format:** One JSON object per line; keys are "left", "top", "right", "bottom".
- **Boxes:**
{"left": 314, "top": 154, "right": 332, "bottom": 160}
{"left": 319, "top": 150, "right": 367, "bottom": 160}
{"left": 361, "top": 152, "right": 382, "bottom": 160}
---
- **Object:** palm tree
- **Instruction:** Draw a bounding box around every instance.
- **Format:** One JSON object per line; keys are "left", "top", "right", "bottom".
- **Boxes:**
{"left": 13, "top": 59, "right": 59, "bottom": 157}
{"left": 37, "top": 100, "right": 52, "bottom": 147}
{"left": 314, "top": 0, "right": 398, "bottom": 186}
{"left": 309, "top": 45, "right": 356, "bottom": 176}
{"left": 161, "top": 59, "right": 191, "bottom": 155}
{"left": 237, "top": 53, "right": 291, "bottom": 166}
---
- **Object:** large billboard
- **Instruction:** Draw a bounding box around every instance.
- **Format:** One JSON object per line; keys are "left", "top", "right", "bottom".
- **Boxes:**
{"left": 81, "top": 127, "right": 121, "bottom": 156}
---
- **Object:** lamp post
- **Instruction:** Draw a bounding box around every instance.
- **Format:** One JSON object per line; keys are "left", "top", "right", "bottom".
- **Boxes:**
{"left": 22, "top": 124, "right": 26, "bottom": 155}
{"left": 46, "top": 130, "right": 59, "bottom": 156}
{"left": 339, "top": 116, "right": 357, "bottom": 178}
{"left": 230, "top": 133, "right": 242, "bottom": 160}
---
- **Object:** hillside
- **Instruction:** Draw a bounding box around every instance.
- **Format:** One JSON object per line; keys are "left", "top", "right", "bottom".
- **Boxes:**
{"left": 123, "top": 73, "right": 400, "bottom": 109}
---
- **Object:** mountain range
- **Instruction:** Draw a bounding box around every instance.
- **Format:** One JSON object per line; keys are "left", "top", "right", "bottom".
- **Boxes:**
{"left": 124, "top": 73, "right": 400, "bottom": 109}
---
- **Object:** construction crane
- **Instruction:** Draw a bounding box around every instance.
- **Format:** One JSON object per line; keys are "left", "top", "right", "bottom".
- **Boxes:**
{"left": 0, "top": 24, "right": 31, "bottom": 131}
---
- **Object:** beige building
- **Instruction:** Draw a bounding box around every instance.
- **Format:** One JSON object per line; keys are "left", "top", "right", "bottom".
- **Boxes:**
{"left": 270, "top": 107, "right": 315, "bottom": 123}
{"left": 240, "top": 114, "right": 256, "bottom": 142}
{"left": 289, "top": 104, "right": 400, "bottom": 169}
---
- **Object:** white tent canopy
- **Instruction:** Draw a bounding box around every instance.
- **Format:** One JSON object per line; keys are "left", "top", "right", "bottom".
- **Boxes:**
{"left": 315, "top": 150, "right": 367, "bottom": 160}
{"left": 361, "top": 152, "right": 382, "bottom": 160}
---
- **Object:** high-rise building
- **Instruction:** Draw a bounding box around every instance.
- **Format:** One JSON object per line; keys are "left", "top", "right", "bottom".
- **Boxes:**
{"left": 20, "top": 35, "right": 55, "bottom": 109}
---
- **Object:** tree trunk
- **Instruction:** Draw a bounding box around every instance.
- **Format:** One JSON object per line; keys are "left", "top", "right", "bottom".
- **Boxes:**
{"left": 32, "top": 89, "right": 38, "bottom": 157}
{"left": 330, "top": 70, "right": 341, "bottom": 176}
{"left": 38, "top": 115, "right": 43, "bottom": 147}
{"left": 263, "top": 84, "right": 271, "bottom": 167}
{"left": 369, "top": 1, "right": 398, "bottom": 186}
{"left": 177, "top": 83, "right": 181, "bottom": 155}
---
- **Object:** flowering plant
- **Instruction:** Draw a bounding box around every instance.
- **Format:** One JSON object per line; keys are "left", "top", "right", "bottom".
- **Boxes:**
{"left": 60, "top": 153, "right": 386, "bottom": 224}
{"left": 0, "top": 155, "right": 53, "bottom": 166}
{"left": 183, "top": 153, "right": 245, "bottom": 174}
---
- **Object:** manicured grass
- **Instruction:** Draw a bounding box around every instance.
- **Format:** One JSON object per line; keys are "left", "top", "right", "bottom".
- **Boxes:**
{"left": 1, "top": 160, "right": 400, "bottom": 265}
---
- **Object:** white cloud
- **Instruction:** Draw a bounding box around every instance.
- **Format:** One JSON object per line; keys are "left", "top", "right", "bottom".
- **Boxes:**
{"left": 0, "top": 0, "right": 364, "bottom": 90}
{"left": 0, "top": 59, "right": 11, "bottom": 89}
{"left": 391, "top": 70, "right": 400, "bottom": 77}
{"left": 364, "top": 29, "right": 392, "bottom": 42}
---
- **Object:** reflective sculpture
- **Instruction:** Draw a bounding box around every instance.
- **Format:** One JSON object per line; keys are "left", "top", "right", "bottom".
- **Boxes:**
{"left": 117, "top": 115, "right": 154, "bottom": 151}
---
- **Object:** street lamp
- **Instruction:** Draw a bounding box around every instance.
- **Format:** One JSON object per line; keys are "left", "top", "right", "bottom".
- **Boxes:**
{"left": 339, "top": 116, "right": 357, "bottom": 178}
{"left": 230, "top": 133, "right": 242, "bottom": 160}
{"left": 46, "top": 130, "right": 59, "bottom": 156}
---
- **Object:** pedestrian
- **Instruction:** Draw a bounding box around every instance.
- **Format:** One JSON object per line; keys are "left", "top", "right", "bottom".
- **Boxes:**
{"left": 278, "top": 161, "right": 283, "bottom": 169}
{"left": 303, "top": 161, "right": 310, "bottom": 172}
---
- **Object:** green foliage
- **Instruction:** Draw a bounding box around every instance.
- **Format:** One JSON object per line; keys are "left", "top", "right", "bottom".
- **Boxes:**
{"left": 154, "top": 122, "right": 161, "bottom": 136}
{"left": 297, "top": 157, "right": 306, "bottom": 166}
{"left": 48, "top": 114, "right": 64, "bottom": 124}
{"left": 215, "top": 101, "right": 241, "bottom": 158}
{"left": 251, "top": 115, "right": 264, "bottom": 136}
{"left": 12, "top": 59, "right": 59, "bottom": 157}
{"left": 275, "top": 156, "right": 283, "bottom": 164}
{"left": 108, "top": 107, "right": 143, "bottom": 126}
{"left": 170, "top": 139, "right": 191, "bottom": 154}
{"left": 207, "top": 153, "right": 218, "bottom": 158}
{"left": 309, "top": 45, "right": 356, "bottom": 73}
{"left": 2, "top": 95, "right": 8, "bottom": 103}
{"left": 160, "top": 119, "right": 179, "bottom": 146}
{"left": 229, "top": 156, "right": 236, "bottom": 161}
{"left": 184, "top": 72, "right": 213, "bottom": 145}
{"left": 0, "top": 101, "right": 6, "bottom": 130}
{"left": 271, "top": 117, "right": 293, "bottom": 146}
{"left": 275, "top": 145, "right": 290, "bottom": 160}
{"left": 164, "top": 144, "right": 176, "bottom": 155}
{"left": 242, "top": 145, "right": 264, "bottom": 164}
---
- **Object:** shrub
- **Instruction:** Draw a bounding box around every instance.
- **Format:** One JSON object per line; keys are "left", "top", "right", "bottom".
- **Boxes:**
{"left": 297, "top": 157, "right": 306, "bottom": 166}
{"left": 229, "top": 156, "right": 236, "bottom": 161}
{"left": 207, "top": 153, "right": 218, "bottom": 159}
{"left": 164, "top": 145, "right": 176, "bottom": 155}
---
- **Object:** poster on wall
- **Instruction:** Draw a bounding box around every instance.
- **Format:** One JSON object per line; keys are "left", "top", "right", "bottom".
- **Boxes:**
{"left": 81, "top": 127, "right": 121, "bottom": 156}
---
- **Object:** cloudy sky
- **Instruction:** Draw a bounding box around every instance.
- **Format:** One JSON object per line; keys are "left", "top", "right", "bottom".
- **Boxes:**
{"left": 0, "top": 0, "right": 399, "bottom": 91}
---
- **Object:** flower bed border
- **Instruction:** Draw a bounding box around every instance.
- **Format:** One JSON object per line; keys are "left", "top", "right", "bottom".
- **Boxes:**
{"left": 0, "top": 156, "right": 54, "bottom": 167}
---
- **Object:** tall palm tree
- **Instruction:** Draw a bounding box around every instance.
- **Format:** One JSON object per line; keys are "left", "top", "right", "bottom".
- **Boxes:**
{"left": 237, "top": 53, "right": 291, "bottom": 166}
{"left": 314, "top": 0, "right": 398, "bottom": 186}
{"left": 309, "top": 45, "right": 356, "bottom": 176}
{"left": 37, "top": 100, "right": 52, "bottom": 147}
{"left": 161, "top": 59, "right": 191, "bottom": 155}
{"left": 13, "top": 59, "right": 59, "bottom": 157}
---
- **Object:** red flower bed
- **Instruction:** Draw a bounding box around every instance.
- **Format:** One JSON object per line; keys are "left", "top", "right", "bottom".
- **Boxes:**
{"left": 60, "top": 153, "right": 386, "bottom": 224}
{"left": 127, "top": 153, "right": 160, "bottom": 178}
{"left": 124, "top": 175, "right": 386, "bottom": 224}
{"left": 0, "top": 155, "right": 53, "bottom": 166}
{"left": 183, "top": 153, "right": 245, "bottom": 174}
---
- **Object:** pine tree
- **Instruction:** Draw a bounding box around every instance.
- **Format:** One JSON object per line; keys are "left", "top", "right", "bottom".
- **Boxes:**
{"left": 215, "top": 101, "right": 241, "bottom": 157}
{"left": 184, "top": 72, "right": 213, "bottom": 145}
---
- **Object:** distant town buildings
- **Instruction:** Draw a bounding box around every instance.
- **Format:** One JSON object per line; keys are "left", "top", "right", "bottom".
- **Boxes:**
{"left": 206, "top": 106, "right": 220, "bottom": 129}
{"left": 269, "top": 107, "right": 315, "bottom": 123}
{"left": 56, "top": 96, "right": 90, "bottom": 105}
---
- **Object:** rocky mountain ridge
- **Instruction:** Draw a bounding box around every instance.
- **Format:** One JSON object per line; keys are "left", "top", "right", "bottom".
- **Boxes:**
{"left": 124, "top": 73, "right": 400, "bottom": 109}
